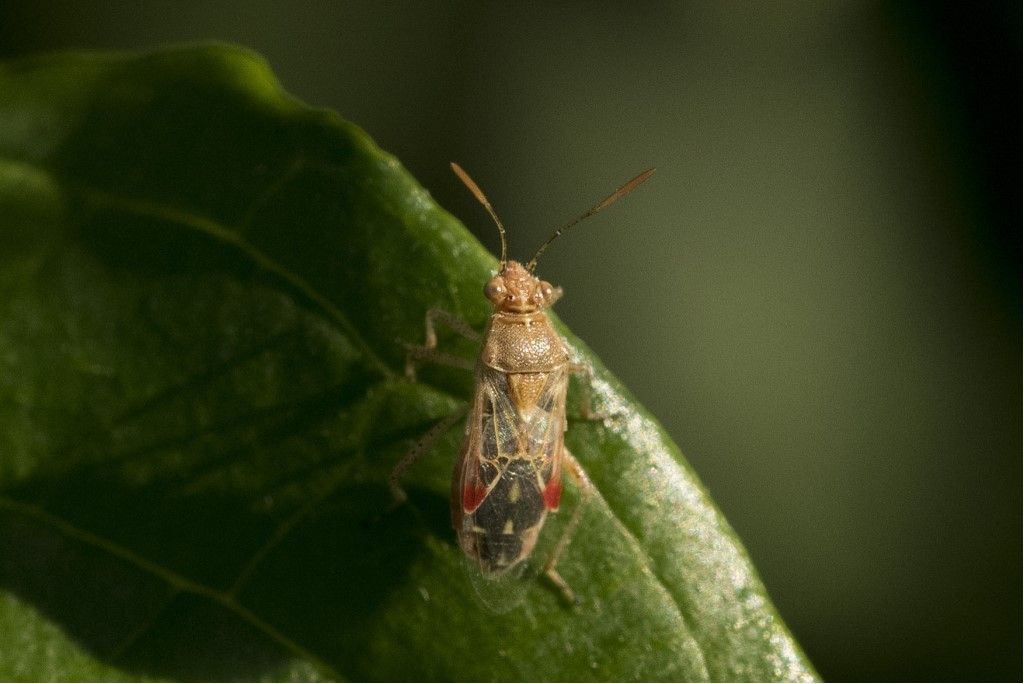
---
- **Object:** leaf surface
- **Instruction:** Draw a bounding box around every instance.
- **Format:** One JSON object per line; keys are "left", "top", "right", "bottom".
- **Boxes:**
{"left": 0, "top": 45, "right": 817, "bottom": 682}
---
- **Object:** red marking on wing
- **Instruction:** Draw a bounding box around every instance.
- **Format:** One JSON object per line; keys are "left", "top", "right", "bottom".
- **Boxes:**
{"left": 463, "top": 482, "right": 488, "bottom": 513}
{"left": 543, "top": 478, "right": 562, "bottom": 511}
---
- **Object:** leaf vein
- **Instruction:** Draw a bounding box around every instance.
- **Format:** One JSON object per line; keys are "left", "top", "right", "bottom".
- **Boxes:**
{"left": 226, "top": 465, "right": 351, "bottom": 598}
{"left": 106, "top": 591, "right": 177, "bottom": 661}
{"left": 57, "top": 176, "right": 396, "bottom": 380}
{"left": 0, "top": 496, "right": 342, "bottom": 681}
{"left": 235, "top": 155, "right": 307, "bottom": 233}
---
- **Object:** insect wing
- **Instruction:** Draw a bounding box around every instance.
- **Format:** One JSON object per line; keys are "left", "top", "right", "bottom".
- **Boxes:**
{"left": 454, "top": 365, "right": 568, "bottom": 611}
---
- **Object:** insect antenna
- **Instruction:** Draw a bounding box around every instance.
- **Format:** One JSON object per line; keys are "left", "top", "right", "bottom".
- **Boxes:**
{"left": 451, "top": 162, "right": 508, "bottom": 268}
{"left": 526, "top": 167, "right": 655, "bottom": 272}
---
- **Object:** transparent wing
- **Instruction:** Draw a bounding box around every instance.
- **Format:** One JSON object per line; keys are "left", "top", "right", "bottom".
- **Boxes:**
{"left": 453, "top": 365, "right": 569, "bottom": 612}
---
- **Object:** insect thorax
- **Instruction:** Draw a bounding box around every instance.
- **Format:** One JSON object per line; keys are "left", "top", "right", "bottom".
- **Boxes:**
{"left": 480, "top": 312, "right": 568, "bottom": 375}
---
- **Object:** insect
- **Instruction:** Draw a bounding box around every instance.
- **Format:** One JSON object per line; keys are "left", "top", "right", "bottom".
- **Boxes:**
{"left": 390, "top": 162, "right": 654, "bottom": 608}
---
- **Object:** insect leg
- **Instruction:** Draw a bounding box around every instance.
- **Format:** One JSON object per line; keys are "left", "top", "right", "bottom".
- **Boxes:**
{"left": 405, "top": 308, "right": 480, "bottom": 380}
{"left": 543, "top": 447, "right": 594, "bottom": 605}
{"left": 389, "top": 404, "right": 468, "bottom": 506}
{"left": 424, "top": 308, "right": 482, "bottom": 346}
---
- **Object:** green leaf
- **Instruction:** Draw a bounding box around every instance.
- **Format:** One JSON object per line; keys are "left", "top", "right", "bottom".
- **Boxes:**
{"left": 0, "top": 45, "right": 817, "bottom": 681}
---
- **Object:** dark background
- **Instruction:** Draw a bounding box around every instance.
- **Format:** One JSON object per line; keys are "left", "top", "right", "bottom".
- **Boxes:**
{"left": 1, "top": 1, "right": 1019, "bottom": 680}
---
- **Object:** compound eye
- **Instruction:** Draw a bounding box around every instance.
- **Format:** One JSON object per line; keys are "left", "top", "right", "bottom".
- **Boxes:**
{"left": 539, "top": 281, "right": 555, "bottom": 300}
{"left": 484, "top": 276, "right": 506, "bottom": 303}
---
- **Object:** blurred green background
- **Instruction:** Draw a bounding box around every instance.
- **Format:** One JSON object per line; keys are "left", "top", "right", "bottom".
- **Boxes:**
{"left": 1, "top": 1, "right": 1018, "bottom": 680}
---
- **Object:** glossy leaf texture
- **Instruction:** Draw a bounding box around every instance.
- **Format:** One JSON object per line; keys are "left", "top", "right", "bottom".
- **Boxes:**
{"left": 0, "top": 46, "right": 818, "bottom": 681}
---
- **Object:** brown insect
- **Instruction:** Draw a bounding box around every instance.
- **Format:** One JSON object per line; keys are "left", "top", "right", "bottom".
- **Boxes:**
{"left": 390, "top": 162, "right": 655, "bottom": 608}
